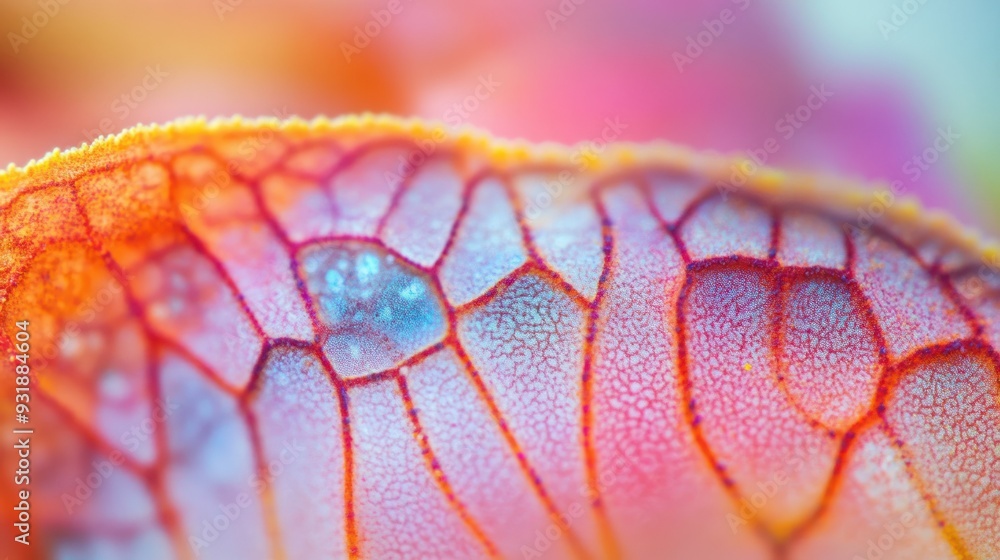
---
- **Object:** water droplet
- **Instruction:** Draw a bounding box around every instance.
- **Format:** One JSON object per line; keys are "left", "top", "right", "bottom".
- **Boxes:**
{"left": 399, "top": 279, "right": 426, "bottom": 301}
{"left": 100, "top": 370, "right": 129, "bottom": 400}
{"left": 356, "top": 252, "right": 380, "bottom": 283}
{"left": 299, "top": 241, "right": 447, "bottom": 379}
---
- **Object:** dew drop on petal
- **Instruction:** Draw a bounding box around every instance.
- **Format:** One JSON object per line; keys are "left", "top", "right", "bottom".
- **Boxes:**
{"left": 299, "top": 240, "right": 447, "bottom": 378}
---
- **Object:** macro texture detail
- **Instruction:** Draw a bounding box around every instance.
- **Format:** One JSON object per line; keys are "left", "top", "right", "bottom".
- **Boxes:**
{"left": 0, "top": 116, "right": 998, "bottom": 560}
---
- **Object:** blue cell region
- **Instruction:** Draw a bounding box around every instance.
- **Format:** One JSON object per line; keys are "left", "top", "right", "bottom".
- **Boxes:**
{"left": 299, "top": 241, "right": 447, "bottom": 378}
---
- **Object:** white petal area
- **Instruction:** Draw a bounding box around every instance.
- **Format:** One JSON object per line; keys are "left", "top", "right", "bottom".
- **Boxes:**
{"left": 790, "top": 428, "right": 956, "bottom": 560}
{"left": 406, "top": 349, "right": 570, "bottom": 559}
{"left": 440, "top": 178, "right": 527, "bottom": 305}
{"left": 161, "top": 352, "right": 270, "bottom": 560}
{"left": 681, "top": 195, "right": 773, "bottom": 261}
{"left": 647, "top": 172, "right": 706, "bottom": 223}
{"left": 130, "top": 246, "right": 262, "bottom": 389}
{"left": 327, "top": 147, "right": 409, "bottom": 236}
{"left": 778, "top": 211, "right": 847, "bottom": 269}
{"left": 252, "top": 346, "right": 347, "bottom": 560}
{"left": 457, "top": 271, "right": 599, "bottom": 554}
{"left": 351, "top": 381, "right": 488, "bottom": 559}
{"left": 381, "top": 159, "right": 465, "bottom": 267}
{"left": 852, "top": 232, "right": 971, "bottom": 358}
{"left": 515, "top": 173, "right": 604, "bottom": 300}
{"left": 886, "top": 349, "right": 1000, "bottom": 559}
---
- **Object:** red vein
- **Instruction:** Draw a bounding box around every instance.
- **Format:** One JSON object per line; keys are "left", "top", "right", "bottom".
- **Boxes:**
{"left": 239, "top": 342, "right": 288, "bottom": 560}
{"left": 396, "top": 375, "right": 501, "bottom": 558}
{"left": 67, "top": 182, "right": 193, "bottom": 560}
{"left": 580, "top": 190, "right": 620, "bottom": 559}
{"left": 448, "top": 336, "right": 593, "bottom": 560}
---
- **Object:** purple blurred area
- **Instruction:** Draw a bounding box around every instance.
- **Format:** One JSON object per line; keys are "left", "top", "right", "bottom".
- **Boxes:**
{"left": 1, "top": 0, "right": 997, "bottom": 231}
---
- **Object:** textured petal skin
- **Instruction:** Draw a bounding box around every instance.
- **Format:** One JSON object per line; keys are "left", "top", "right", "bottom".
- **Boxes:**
{"left": 0, "top": 116, "right": 998, "bottom": 560}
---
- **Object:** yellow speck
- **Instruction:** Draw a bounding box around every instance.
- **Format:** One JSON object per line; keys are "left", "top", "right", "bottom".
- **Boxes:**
{"left": 743, "top": 363, "right": 752, "bottom": 371}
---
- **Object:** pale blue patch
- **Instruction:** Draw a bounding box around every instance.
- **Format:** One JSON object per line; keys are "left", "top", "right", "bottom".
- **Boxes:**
{"left": 99, "top": 369, "right": 129, "bottom": 400}
{"left": 356, "top": 252, "right": 380, "bottom": 283}
{"left": 300, "top": 241, "right": 447, "bottom": 378}
{"left": 399, "top": 279, "right": 426, "bottom": 301}
{"left": 324, "top": 269, "right": 345, "bottom": 293}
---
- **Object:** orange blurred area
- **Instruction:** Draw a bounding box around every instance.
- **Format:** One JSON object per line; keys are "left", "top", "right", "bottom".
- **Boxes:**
{"left": 1, "top": 0, "right": 999, "bottom": 229}
{"left": 0, "top": 0, "right": 800, "bottom": 156}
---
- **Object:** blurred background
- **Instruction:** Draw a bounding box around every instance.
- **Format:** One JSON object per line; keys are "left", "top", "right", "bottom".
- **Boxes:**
{"left": 0, "top": 0, "right": 997, "bottom": 232}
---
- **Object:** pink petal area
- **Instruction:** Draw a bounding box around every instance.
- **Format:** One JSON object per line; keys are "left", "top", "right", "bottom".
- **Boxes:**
{"left": 171, "top": 152, "right": 312, "bottom": 341}
{"left": 680, "top": 195, "right": 774, "bottom": 261}
{"left": 440, "top": 178, "right": 527, "bottom": 305}
{"left": 777, "top": 211, "right": 847, "bottom": 269}
{"left": 53, "top": 467, "right": 172, "bottom": 560}
{"left": 405, "top": 349, "right": 569, "bottom": 560}
{"left": 283, "top": 142, "right": 344, "bottom": 179}
{"left": 161, "top": 351, "right": 270, "bottom": 560}
{"left": 326, "top": 148, "right": 409, "bottom": 237}
{"left": 252, "top": 346, "right": 347, "bottom": 560}
{"left": 514, "top": 173, "right": 604, "bottom": 300}
{"left": 647, "top": 172, "right": 707, "bottom": 224}
{"left": 8, "top": 125, "right": 999, "bottom": 559}
{"left": 885, "top": 346, "right": 1000, "bottom": 559}
{"left": 852, "top": 232, "right": 971, "bottom": 359}
{"left": 789, "top": 428, "right": 956, "bottom": 560}
{"left": 457, "top": 271, "right": 599, "bottom": 554}
{"left": 777, "top": 272, "right": 881, "bottom": 430}
{"left": 682, "top": 262, "right": 839, "bottom": 536}
{"left": 350, "top": 381, "right": 489, "bottom": 559}
{"left": 129, "top": 245, "right": 263, "bottom": 389}
{"left": 31, "top": 362, "right": 166, "bottom": 556}
{"left": 93, "top": 323, "right": 158, "bottom": 465}
{"left": 380, "top": 158, "right": 465, "bottom": 268}
{"left": 261, "top": 171, "right": 339, "bottom": 243}
{"left": 593, "top": 185, "right": 770, "bottom": 559}
{"left": 194, "top": 225, "right": 313, "bottom": 341}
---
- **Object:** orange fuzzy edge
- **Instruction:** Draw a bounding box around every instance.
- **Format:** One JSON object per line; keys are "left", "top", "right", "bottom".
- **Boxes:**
{"left": 2, "top": 113, "right": 996, "bottom": 266}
